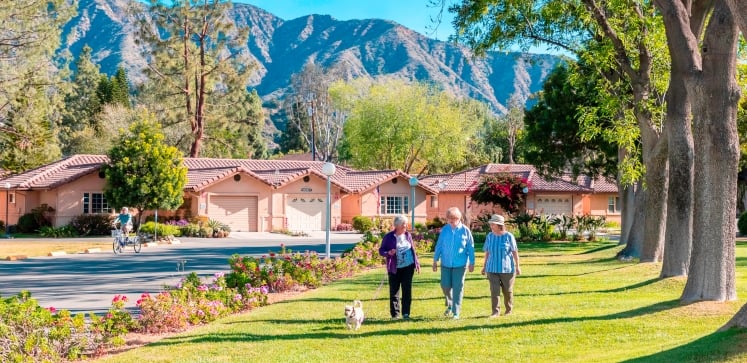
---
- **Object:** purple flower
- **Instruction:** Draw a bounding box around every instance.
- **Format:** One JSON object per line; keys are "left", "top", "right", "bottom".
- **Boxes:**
{"left": 233, "top": 294, "right": 242, "bottom": 301}
{"left": 214, "top": 272, "right": 225, "bottom": 279}
{"left": 197, "top": 285, "right": 209, "bottom": 292}
{"left": 260, "top": 285, "right": 269, "bottom": 294}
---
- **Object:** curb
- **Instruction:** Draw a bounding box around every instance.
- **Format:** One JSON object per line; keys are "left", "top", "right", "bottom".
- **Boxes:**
{"left": 85, "top": 248, "right": 102, "bottom": 254}
{"left": 143, "top": 242, "right": 158, "bottom": 248}
{"left": 6, "top": 255, "right": 28, "bottom": 261}
{"left": 48, "top": 251, "right": 67, "bottom": 256}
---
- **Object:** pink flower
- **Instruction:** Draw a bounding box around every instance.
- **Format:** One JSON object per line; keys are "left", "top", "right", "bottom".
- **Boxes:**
{"left": 198, "top": 285, "right": 209, "bottom": 292}
{"left": 214, "top": 272, "right": 225, "bottom": 279}
{"left": 47, "top": 307, "right": 57, "bottom": 313}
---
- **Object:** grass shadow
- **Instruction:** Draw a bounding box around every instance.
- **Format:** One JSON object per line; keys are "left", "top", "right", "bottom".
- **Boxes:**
{"left": 146, "top": 299, "right": 680, "bottom": 347}
{"left": 622, "top": 327, "right": 747, "bottom": 362}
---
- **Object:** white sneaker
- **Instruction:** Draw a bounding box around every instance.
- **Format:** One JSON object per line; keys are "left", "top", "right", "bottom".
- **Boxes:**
{"left": 444, "top": 307, "right": 452, "bottom": 317}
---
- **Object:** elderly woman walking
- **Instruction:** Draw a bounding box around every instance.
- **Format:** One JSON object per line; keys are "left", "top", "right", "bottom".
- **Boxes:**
{"left": 379, "top": 215, "right": 421, "bottom": 320}
{"left": 481, "top": 214, "right": 521, "bottom": 317}
{"left": 433, "top": 207, "right": 475, "bottom": 320}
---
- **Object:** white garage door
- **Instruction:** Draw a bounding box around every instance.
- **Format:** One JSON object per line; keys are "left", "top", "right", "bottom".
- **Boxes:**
{"left": 208, "top": 196, "right": 258, "bottom": 232}
{"left": 535, "top": 195, "right": 573, "bottom": 216}
{"left": 286, "top": 194, "right": 326, "bottom": 232}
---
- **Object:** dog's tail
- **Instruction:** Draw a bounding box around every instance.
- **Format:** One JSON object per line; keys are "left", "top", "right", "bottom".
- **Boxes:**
{"left": 353, "top": 300, "right": 363, "bottom": 309}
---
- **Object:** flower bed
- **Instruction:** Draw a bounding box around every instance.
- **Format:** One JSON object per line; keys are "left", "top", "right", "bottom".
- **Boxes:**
{"left": 1, "top": 236, "right": 391, "bottom": 362}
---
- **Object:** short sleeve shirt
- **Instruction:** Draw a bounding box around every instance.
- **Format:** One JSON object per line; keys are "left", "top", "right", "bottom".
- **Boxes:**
{"left": 483, "top": 232, "right": 517, "bottom": 273}
{"left": 396, "top": 233, "right": 414, "bottom": 268}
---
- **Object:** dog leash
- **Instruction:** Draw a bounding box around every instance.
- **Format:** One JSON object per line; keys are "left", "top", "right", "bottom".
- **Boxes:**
{"left": 370, "top": 272, "right": 387, "bottom": 301}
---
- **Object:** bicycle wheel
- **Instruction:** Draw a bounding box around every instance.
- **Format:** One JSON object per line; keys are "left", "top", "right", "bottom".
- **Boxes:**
{"left": 113, "top": 238, "right": 123, "bottom": 254}
{"left": 133, "top": 236, "right": 142, "bottom": 253}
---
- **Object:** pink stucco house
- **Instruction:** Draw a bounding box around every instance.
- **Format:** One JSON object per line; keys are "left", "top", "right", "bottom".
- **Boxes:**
{"left": 0, "top": 155, "right": 618, "bottom": 232}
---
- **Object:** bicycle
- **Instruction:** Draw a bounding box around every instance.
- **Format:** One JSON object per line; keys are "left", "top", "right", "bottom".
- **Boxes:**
{"left": 112, "top": 225, "right": 142, "bottom": 254}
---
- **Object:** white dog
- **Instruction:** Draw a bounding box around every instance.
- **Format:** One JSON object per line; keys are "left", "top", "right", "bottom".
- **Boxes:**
{"left": 344, "top": 300, "right": 365, "bottom": 330}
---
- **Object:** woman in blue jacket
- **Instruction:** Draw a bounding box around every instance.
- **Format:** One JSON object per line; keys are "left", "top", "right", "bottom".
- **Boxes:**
{"left": 433, "top": 207, "right": 475, "bottom": 320}
{"left": 379, "top": 215, "right": 421, "bottom": 320}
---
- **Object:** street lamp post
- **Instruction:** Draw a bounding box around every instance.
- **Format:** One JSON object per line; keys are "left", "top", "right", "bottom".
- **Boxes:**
{"left": 322, "top": 162, "right": 337, "bottom": 259}
{"left": 409, "top": 177, "right": 418, "bottom": 230}
{"left": 4, "top": 182, "right": 10, "bottom": 238}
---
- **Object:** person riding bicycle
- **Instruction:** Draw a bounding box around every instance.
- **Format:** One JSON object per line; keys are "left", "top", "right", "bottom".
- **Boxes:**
{"left": 117, "top": 207, "right": 133, "bottom": 235}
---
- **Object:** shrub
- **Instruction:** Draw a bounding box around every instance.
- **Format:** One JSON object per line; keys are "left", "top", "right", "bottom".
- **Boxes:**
{"left": 352, "top": 215, "right": 374, "bottom": 233}
{"left": 38, "top": 225, "right": 76, "bottom": 238}
{"left": 70, "top": 214, "right": 115, "bottom": 236}
{"left": 472, "top": 231, "right": 487, "bottom": 246}
{"left": 550, "top": 215, "right": 575, "bottom": 241}
{"left": 0, "top": 291, "right": 89, "bottom": 361}
{"left": 470, "top": 173, "right": 531, "bottom": 214}
{"left": 89, "top": 295, "right": 138, "bottom": 354}
{"left": 17, "top": 213, "right": 40, "bottom": 233}
{"left": 343, "top": 234, "right": 385, "bottom": 267}
{"left": 739, "top": 212, "right": 747, "bottom": 236}
{"left": 372, "top": 216, "right": 393, "bottom": 232}
{"left": 181, "top": 223, "right": 200, "bottom": 237}
{"left": 16, "top": 204, "right": 54, "bottom": 233}
{"left": 207, "top": 219, "right": 230, "bottom": 237}
{"left": 136, "top": 292, "right": 189, "bottom": 333}
{"left": 426, "top": 217, "right": 445, "bottom": 229}
{"left": 334, "top": 223, "right": 354, "bottom": 231}
{"left": 139, "top": 221, "right": 182, "bottom": 237}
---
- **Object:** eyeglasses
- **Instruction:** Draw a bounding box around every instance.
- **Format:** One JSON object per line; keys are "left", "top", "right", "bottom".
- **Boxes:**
{"left": 446, "top": 216, "right": 460, "bottom": 221}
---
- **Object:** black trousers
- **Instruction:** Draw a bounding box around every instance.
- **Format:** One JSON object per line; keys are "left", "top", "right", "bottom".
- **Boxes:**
{"left": 388, "top": 263, "right": 415, "bottom": 317}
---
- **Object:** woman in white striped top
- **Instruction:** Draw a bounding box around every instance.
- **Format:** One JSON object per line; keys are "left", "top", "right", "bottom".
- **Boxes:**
{"left": 481, "top": 214, "right": 521, "bottom": 317}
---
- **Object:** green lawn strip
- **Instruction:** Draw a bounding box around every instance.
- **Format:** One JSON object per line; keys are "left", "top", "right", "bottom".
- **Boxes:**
{"left": 96, "top": 241, "right": 747, "bottom": 362}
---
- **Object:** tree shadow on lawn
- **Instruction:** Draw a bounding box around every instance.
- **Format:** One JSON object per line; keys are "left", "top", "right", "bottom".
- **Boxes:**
{"left": 518, "top": 264, "right": 639, "bottom": 278}
{"left": 516, "top": 277, "right": 661, "bottom": 296}
{"left": 621, "top": 327, "right": 747, "bottom": 363}
{"left": 145, "top": 299, "right": 681, "bottom": 347}
{"left": 522, "top": 242, "right": 620, "bottom": 257}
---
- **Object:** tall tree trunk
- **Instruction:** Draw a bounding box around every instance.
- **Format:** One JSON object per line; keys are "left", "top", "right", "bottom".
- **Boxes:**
{"left": 618, "top": 183, "right": 645, "bottom": 259}
{"left": 661, "top": 47, "right": 694, "bottom": 278}
{"left": 682, "top": 0, "right": 739, "bottom": 303}
{"left": 618, "top": 146, "right": 635, "bottom": 246}
{"left": 639, "top": 132, "right": 668, "bottom": 263}
{"left": 618, "top": 183, "right": 636, "bottom": 246}
{"left": 719, "top": 0, "right": 747, "bottom": 330}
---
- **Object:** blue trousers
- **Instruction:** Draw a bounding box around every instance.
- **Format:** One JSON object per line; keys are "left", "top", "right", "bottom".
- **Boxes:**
{"left": 440, "top": 266, "right": 467, "bottom": 315}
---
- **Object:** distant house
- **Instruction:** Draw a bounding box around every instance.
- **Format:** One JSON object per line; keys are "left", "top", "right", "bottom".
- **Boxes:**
{"left": 419, "top": 164, "right": 620, "bottom": 226}
{"left": 0, "top": 156, "right": 618, "bottom": 232}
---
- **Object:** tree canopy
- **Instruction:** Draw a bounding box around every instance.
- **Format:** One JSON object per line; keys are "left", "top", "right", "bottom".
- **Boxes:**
{"left": 136, "top": 0, "right": 263, "bottom": 158}
{"left": 103, "top": 111, "right": 187, "bottom": 226}
{"left": 340, "top": 78, "right": 482, "bottom": 174}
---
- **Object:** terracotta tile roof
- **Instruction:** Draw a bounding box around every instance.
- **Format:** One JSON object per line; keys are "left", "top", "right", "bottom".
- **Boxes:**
{"left": 0, "top": 157, "right": 617, "bottom": 195}
{"left": 418, "top": 163, "right": 616, "bottom": 194}
{"left": 589, "top": 177, "right": 619, "bottom": 193}
{"left": 274, "top": 152, "right": 313, "bottom": 161}
{"left": 0, "top": 154, "right": 108, "bottom": 190}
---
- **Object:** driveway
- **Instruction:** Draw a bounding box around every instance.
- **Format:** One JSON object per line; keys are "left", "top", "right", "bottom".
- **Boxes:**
{"left": 0, "top": 232, "right": 364, "bottom": 314}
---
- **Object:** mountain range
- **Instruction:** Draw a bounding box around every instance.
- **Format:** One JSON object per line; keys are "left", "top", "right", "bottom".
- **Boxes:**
{"left": 61, "top": 0, "right": 561, "bottom": 130}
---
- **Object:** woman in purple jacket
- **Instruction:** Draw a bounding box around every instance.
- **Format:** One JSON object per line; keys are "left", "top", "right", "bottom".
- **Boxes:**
{"left": 379, "top": 215, "right": 421, "bottom": 320}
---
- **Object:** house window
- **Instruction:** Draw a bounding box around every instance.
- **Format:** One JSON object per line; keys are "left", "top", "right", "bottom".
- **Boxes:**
{"left": 8, "top": 192, "right": 14, "bottom": 204}
{"left": 608, "top": 196, "right": 621, "bottom": 213}
{"left": 83, "top": 192, "right": 109, "bottom": 214}
{"left": 430, "top": 195, "right": 438, "bottom": 208}
{"left": 380, "top": 195, "right": 410, "bottom": 215}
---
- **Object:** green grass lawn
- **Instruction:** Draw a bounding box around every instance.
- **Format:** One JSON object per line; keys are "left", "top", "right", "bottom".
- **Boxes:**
{"left": 97, "top": 241, "right": 747, "bottom": 362}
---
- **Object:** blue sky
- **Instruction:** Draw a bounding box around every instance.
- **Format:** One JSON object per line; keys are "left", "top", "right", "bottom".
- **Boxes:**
{"left": 239, "top": 0, "right": 456, "bottom": 40}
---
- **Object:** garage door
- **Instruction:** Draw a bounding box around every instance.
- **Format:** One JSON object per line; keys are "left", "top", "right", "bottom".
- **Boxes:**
{"left": 286, "top": 194, "right": 325, "bottom": 232}
{"left": 535, "top": 195, "right": 572, "bottom": 216}
{"left": 208, "top": 196, "right": 258, "bottom": 232}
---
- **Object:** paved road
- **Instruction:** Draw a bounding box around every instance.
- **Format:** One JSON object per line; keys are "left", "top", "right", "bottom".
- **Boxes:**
{"left": 0, "top": 232, "right": 364, "bottom": 314}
